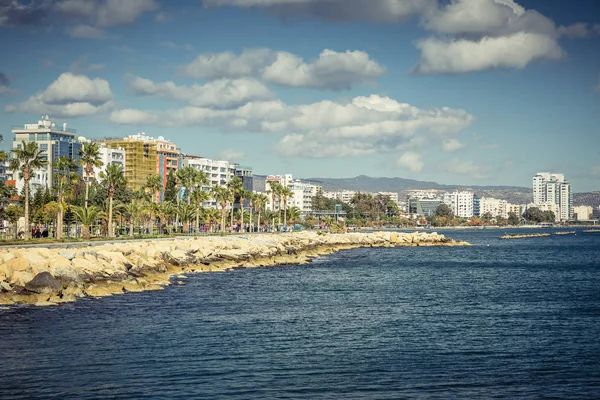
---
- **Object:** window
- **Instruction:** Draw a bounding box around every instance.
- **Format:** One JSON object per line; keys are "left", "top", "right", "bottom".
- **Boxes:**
{"left": 40, "top": 144, "right": 48, "bottom": 151}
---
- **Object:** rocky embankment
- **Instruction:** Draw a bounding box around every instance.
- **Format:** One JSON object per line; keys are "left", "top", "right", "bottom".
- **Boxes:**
{"left": 500, "top": 233, "right": 551, "bottom": 239}
{"left": 0, "top": 231, "right": 469, "bottom": 307}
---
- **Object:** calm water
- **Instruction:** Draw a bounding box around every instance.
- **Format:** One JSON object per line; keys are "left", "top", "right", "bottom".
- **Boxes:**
{"left": 1, "top": 229, "right": 600, "bottom": 399}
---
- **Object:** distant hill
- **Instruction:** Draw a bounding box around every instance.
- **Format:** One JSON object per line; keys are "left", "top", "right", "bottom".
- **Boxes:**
{"left": 252, "top": 175, "right": 599, "bottom": 208}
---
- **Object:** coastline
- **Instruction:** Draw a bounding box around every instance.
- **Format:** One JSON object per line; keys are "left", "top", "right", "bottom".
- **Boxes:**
{"left": 0, "top": 231, "right": 470, "bottom": 307}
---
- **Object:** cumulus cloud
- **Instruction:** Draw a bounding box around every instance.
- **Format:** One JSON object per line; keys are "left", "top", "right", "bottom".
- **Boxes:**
{"left": 5, "top": 72, "right": 113, "bottom": 117}
{"left": 443, "top": 158, "right": 489, "bottom": 179}
{"left": 180, "top": 48, "right": 274, "bottom": 80}
{"left": 443, "top": 138, "right": 464, "bottom": 152}
{"left": 413, "top": 32, "right": 564, "bottom": 74}
{"left": 181, "top": 48, "right": 385, "bottom": 90}
{"left": 203, "top": 0, "right": 436, "bottom": 22}
{"left": 396, "top": 151, "right": 423, "bottom": 172}
{"left": 67, "top": 24, "right": 107, "bottom": 39}
{"left": 128, "top": 76, "right": 274, "bottom": 109}
{"left": 262, "top": 49, "right": 385, "bottom": 90}
{"left": 56, "top": 0, "right": 158, "bottom": 27}
{"left": 557, "top": 22, "right": 591, "bottom": 38}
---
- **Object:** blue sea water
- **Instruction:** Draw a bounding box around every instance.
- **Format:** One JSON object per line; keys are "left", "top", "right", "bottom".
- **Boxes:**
{"left": 1, "top": 229, "right": 600, "bottom": 399}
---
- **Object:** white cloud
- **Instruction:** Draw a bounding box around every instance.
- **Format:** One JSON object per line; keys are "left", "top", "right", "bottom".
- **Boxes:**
{"left": 262, "top": 49, "right": 385, "bottom": 90}
{"left": 396, "top": 151, "right": 423, "bottom": 172}
{"left": 128, "top": 76, "right": 274, "bottom": 109}
{"left": 219, "top": 148, "right": 246, "bottom": 161}
{"left": 203, "top": 0, "right": 436, "bottom": 22}
{"left": 67, "top": 24, "right": 107, "bottom": 38}
{"left": 0, "top": 86, "right": 19, "bottom": 96}
{"left": 413, "top": 32, "right": 564, "bottom": 74}
{"left": 56, "top": 0, "right": 157, "bottom": 27}
{"left": 443, "top": 138, "right": 464, "bottom": 152}
{"left": 557, "top": 22, "right": 591, "bottom": 38}
{"left": 180, "top": 48, "right": 274, "bottom": 80}
{"left": 159, "top": 41, "right": 194, "bottom": 51}
{"left": 443, "top": 158, "right": 489, "bottom": 179}
{"left": 5, "top": 72, "right": 113, "bottom": 118}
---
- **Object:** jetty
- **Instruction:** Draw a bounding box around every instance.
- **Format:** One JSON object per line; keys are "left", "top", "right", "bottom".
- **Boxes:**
{"left": 554, "top": 231, "right": 576, "bottom": 235}
{"left": 0, "top": 231, "right": 469, "bottom": 307}
{"left": 500, "top": 233, "right": 551, "bottom": 239}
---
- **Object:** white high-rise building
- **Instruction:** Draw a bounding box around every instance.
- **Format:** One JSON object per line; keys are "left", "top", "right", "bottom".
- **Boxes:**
{"left": 265, "top": 174, "right": 321, "bottom": 213}
{"left": 480, "top": 198, "right": 508, "bottom": 219}
{"left": 532, "top": 172, "right": 572, "bottom": 221}
{"left": 442, "top": 191, "right": 475, "bottom": 218}
{"left": 573, "top": 206, "right": 593, "bottom": 221}
{"left": 93, "top": 144, "right": 126, "bottom": 182}
{"left": 184, "top": 156, "right": 236, "bottom": 209}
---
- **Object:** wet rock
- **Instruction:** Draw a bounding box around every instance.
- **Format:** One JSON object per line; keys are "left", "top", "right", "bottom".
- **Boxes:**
{"left": 25, "top": 272, "right": 62, "bottom": 294}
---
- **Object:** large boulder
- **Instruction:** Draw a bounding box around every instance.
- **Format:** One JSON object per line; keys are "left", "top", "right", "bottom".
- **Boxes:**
{"left": 9, "top": 271, "right": 35, "bottom": 287}
{"left": 58, "top": 249, "right": 77, "bottom": 261}
{"left": 25, "top": 272, "right": 62, "bottom": 294}
{"left": 4, "top": 257, "right": 30, "bottom": 272}
{"left": 51, "top": 264, "right": 84, "bottom": 287}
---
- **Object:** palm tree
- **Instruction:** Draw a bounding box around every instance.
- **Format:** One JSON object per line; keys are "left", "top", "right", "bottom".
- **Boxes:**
{"left": 124, "top": 200, "right": 142, "bottom": 237}
{"left": 263, "top": 210, "right": 276, "bottom": 232}
{"left": 281, "top": 186, "right": 294, "bottom": 227}
{"left": 159, "top": 201, "right": 176, "bottom": 234}
{"left": 227, "top": 176, "right": 243, "bottom": 228}
{"left": 211, "top": 185, "right": 233, "bottom": 233}
{"left": 203, "top": 207, "right": 220, "bottom": 233}
{"left": 247, "top": 192, "right": 255, "bottom": 232}
{"left": 177, "top": 203, "right": 195, "bottom": 234}
{"left": 100, "top": 163, "right": 126, "bottom": 238}
{"left": 190, "top": 188, "right": 209, "bottom": 233}
{"left": 75, "top": 205, "right": 104, "bottom": 240}
{"left": 238, "top": 188, "right": 252, "bottom": 233}
{"left": 287, "top": 206, "right": 302, "bottom": 230}
{"left": 9, "top": 141, "right": 48, "bottom": 239}
{"left": 254, "top": 193, "right": 268, "bottom": 233}
{"left": 78, "top": 142, "right": 103, "bottom": 209}
{"left": 145, "top": 174, "right": 162, "bottom": 203}
{"left": 53, "top": 156, "right": 78, "bottom": 239}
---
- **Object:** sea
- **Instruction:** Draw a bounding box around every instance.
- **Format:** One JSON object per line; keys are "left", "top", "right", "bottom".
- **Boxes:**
{"left": 1, "top": 228, "right": 600, "bottom": 399}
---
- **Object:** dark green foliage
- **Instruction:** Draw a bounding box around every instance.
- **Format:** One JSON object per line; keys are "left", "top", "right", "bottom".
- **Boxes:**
{"left": 435, "top": 203, "right": 454, "bottom": 219}
{"left": 508, "top": 211, "right": 520, "bottom": 226}
{"left": 164, "top": 171, "right": 178, "bottom": 203}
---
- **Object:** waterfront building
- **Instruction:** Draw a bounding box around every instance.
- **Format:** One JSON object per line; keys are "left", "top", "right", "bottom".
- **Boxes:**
{"left": 11, "top": 116, "right": 84, "bottom": 193}
{"left": 184, "top": 156, "right": 236, "bottom": 209}
{"left": 0, "top": 159, "right": 9, "bottom": 182}
{"left": 265, "top": 174, "right": 321, "bottom": 213}
{"left": 442, "top": 191, "right": 475, "bottom": 218}
{"left": 479, "top": 198, "right": 508, "bottom": 219}
{"left": 234, "top": 164, "right": 253, "bottom": 192}
{"left": 105, "top": 133, "right": 182, "bottom": 199}
{"left": 573, "top": 206, "right": 594, "bottom": 221}
{"left": 408, "top": 197, "right": 442, "bottom": 218}
{"left": 532, "top": 172, "right": 572, "bottom": 221}
{"left": 93, "top": 144, "right": 126, "bottom": 182}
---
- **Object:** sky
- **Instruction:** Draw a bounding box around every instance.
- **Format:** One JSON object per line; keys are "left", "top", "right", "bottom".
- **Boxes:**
{"left": 0, "top": 0, "right": 599, "bottom": 191}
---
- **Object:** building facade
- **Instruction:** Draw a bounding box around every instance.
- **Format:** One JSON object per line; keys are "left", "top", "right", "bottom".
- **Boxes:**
{"left": 183, "top": 156, "right": 236, "bottom": 209}
{"left": 105, "top": 133, "right": 181, "bottom": 199}
{"left": 532, "top": 172, "right": 572, "bottom": 222}
{"left": 11, "top": 116, "right": 84, "bottom": 193}
{"left": 93, "top": 144, "right": 126, "bottom": 182}
{"left": 442, "top": 191, "right": 475, "bottom": 218}
{"left": 573, "top": 205, "right": 593, "bottom": 221}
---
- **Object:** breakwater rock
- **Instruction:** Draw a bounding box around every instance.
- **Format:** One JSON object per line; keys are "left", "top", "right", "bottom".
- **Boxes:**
{"left": 0, "top": 231, "right": 469, "bottom": 307}
{"left": 500, "top": 233, "right": 551, "bottom": 239}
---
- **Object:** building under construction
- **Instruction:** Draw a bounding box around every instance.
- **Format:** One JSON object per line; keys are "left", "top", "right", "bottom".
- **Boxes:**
{"left": 105, "top": 133, "right": 181, "bottom": 198}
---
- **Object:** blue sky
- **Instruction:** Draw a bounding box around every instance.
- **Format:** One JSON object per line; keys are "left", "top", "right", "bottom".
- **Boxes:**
{"left": 1, "top": 0, "right": 599, "bottom": 191}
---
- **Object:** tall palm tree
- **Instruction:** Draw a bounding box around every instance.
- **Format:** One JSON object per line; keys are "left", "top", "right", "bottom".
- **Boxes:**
{"left": 75, "top": 205, "right": 104, "bottom": 240}
{"left": 211, "top": 185, "right": 233, "bottom": 233}
{"left": 203, "top": 207, "right": 220, "bottom": 233}
{"left": 263, "top": 210, "right": 276, "bottom": 232}
{"left": 247, "top": 192, "right": 255, "bottom": 233}
{"left": 53, "top": 156, "right": 78, "bottom": 239}
{"left": 159, "top": 201, "right": 176, "bottom": 234}
{"left": 9, "top": 141, "right": 48, "bottom": 240}
{"left": 176, "top": 167, "right": 202, "bottom": 205}
{"left": 124, "top": 200, "right": 142, "bottom": 237}
{"left": 145, "top": 174, "right": 162, "bottom": 203}
{"left": 78, "top": 142, "right": 103, "bottom": 209}
{"left": 227, "top": 176, "right": 243, "bottom": 228}
{"left": 100, "top": 163, "right": 126, "bottom": 238}
{"left": 177, "top": 203, "right": 195, "bottom": 234}
{"left": 238, "top": 188, "right": 252, "bottom": 232}
{"left": 267, "top": 181, "right": 284, "bottom": 227}
{"left": 190, "top": 188, "right": 209, "bottom": 233}
{"left": 281, "top": 186, "right": 294, "bottom": 227}
{"left": 254, "top": 193, "right": 268, "bottom": 233}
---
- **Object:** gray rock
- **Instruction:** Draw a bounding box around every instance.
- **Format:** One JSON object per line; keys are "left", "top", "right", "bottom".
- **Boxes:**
{"left": 0, "top": 281, "right": 11, "bottom": 292}
{"left": 58, "top": 250, "right": 76, "bottom": 260}
{"left": 24, "top": 272, "right": 62, "bottom": 294}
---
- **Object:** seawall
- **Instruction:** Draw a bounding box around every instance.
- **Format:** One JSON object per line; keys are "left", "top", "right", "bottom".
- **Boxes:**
{"left": 0, "top": 231, "right": 470, "bottom": 307}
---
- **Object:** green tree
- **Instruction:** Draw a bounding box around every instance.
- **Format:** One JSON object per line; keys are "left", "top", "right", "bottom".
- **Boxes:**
{"left": 6, "top": 204, "right": 23, "bottom": 239}
{"left": 508, "top": 211, "right": 520, "bottom": 226}
{"left": 190, "top": 188, "right": 210, "bottom": 233}
{"left": 287, "top": 206, "right": 302, "bottom": 230}
{"left": 145, "top": 174, "right": 163, "bottom": 203}
{"left": 254, "top": 193, "right": 268, "bottom": 232}
{"left": 164, "top": 171, "right": 178, "bottom": 203}
{"left": 78, "top": 142, "right": 103, "bottom": 209}
{"left": 436, "top": 203, "right": 454, "bottom": 219}
{"left": 281, "top": 186, "right": 294, "bottom": 227}
{"left": 523, "top": 207, "right": 544, "bottom": 223}
{"left": 100, "top": 163, "right": 126, "bottom": 237}
{"left": 227, "top": 176, "right": 243, "bottom": 228}
{"left": 542, "top": 210, "right": 556, "bottom": 223}
{"left": 54, "top": 156, "right": 78, "bottom": 239}
{"left": 9, "top": 141, "right": 48, "bottom": 239}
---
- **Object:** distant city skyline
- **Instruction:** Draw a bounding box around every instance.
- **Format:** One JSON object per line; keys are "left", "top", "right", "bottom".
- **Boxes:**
{"left": 1, "top": 0, "right": 599, "bottom": 191}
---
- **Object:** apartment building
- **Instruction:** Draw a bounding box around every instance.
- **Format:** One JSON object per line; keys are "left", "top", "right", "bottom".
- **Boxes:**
{"left": 93, "top": 144, "right": 126, "bottom": 182}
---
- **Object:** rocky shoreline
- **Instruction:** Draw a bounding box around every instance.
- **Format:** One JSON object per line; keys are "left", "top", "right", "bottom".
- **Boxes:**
{"left": 0, "top": 231, "right": 470, "bottom": 307}
{"left": 499, "top": 233, "right": 551, "bottom": 239}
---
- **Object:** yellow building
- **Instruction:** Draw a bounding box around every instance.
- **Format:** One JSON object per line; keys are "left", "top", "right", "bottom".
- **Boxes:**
{"left": 105, "top": 133, "right": 181, "bottom": 195}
